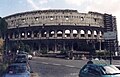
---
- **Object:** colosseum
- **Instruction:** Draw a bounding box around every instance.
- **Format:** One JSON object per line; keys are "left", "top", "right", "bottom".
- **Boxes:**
{"left": 4, "top": 9, "right": 118, "bottom": 57}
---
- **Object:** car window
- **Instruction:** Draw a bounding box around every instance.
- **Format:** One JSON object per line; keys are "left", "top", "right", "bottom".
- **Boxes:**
{"left": 88, "top": 65, "right": 101, "bottom": 75}
{"left": 101, "top": 65, "right": 120, "bottom": 75}
{"left": 81, "top": 65, "right": 101, "bottom": 75}
{"left": 16, "top": 55, "right": 27, "bottom": 59}
{"left": 81, "top": 65, "right": 89, "bottom": 73}
{"left": 6, "top": 65, "right": 27, "bottom": 74}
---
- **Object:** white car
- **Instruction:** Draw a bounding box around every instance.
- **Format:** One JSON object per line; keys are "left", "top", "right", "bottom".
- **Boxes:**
{"left": 28, "top": 54, "right": 32, "bottom": 60}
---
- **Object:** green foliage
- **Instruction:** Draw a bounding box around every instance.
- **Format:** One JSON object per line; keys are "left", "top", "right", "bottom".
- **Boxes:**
{"left": 96, "top": 51, "right": 110, "bottom": 57}
{"left": 0, "top": 18, "right": 7, "bottom": 38}
{"left": 19, "top": 42, "right": 31, "bottom": 53}
{"left": 41, "top": 50, "right": 47, "bottom": 54}
{"left": 10, "top": 42, "right": 19, "bottom": 52}
{"left": 0, "top": 38, "right": 4, "bottom": 49}
{"left": 0, "top": 63, "right": 8, "bottom": 76}
{"left": 60, "top": 49, "right": 68, "bottom": 55}
{"left": 10, "top": 41, "right": 31, "bottom": 53}
{"left": 24, "top": 44, "right": 30, "bottom": 53}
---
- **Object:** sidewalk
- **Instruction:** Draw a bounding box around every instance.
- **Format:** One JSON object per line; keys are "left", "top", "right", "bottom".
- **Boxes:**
{"left": 31, "top": 73, "right": 39, "bottom": 77}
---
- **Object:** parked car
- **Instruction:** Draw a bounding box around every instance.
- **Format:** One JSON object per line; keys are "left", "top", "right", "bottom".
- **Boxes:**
{"left": 79, "top": 60, "right": 120, "bottom": 77}
{"left": 15, "top": 54, "right": 28, "bottom": 61}
{"left": 17, "top": 52, "right": 32, "bottom": 60}
{"left": 114, "top": 65, "right": 120, "bottom": 70}
{"left": 14, "top": 54, "right": 29, "bottom": 67}
{"left": 3, "top": 63, "right": 31, "bottom": 77}
{"left": 28, "top": 54, "right": 32, "bottom": 60}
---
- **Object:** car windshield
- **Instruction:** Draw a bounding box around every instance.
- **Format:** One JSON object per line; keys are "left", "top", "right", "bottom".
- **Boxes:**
{"left": 16, "top": 55, "right": 26, "bottom": 59}
{"left": 101, "top": 65, "right": 120, "bottom": 75}
{"left": 6, "top": 65, "right": 26, "bottom": 74}
{"left": 14, "top": 59, "right": 27, "bottom": 63}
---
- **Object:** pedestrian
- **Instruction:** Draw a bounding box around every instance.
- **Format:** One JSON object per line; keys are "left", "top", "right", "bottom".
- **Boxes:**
{"left": 33, "top": 51, "right": 35, "bottom": 56}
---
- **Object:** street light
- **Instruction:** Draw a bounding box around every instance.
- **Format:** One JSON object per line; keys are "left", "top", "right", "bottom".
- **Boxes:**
{"left": 16, "top": 25, "right": 20, "bottom": 52}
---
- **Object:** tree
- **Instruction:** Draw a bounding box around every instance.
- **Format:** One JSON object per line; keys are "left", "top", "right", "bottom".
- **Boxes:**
{"left": 0, "top": 38, "right": 4, "bottom": 51}
{"left": 0, "top": 38, "right": 4, "bottom": 62}
{"left": 0, "top": 17, "right": 7, "bottom": 38}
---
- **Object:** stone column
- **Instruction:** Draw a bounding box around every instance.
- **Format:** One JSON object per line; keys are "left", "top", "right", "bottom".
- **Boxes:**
{"left": 46, "top": 41, "right": 49, "bottom": 52}
{"left": 39, "top": 43, "right": 41, "bottom": 52}
{"left": 46, "top": 31, "right": 49, "bottom": 38}
{"left": 91, "top": 31, "right": 94, "bottom": 39}
{"left": 85, "top": 30, "right": 88, "bottom": 39}
{"left": 25, "top": 31, "right": 27, "bottom": 39}
{"left": 38, "top": 31, "right": 41, "bottom": 39}
{"left": 70, "top": 29, "right": 73, "bottom": 39}
{"left": 13, "top": 33, "right": 15, "bottom": 39}
{"left": 71, "top": 41, "right": 73, "bottom": 51}
{"left": 63, "top": 30, "right": 65, "bottom": 39}
{"left": 99, "top": 40, "right": 101, "bottom": 52}
{"left": 77, "top": 30, "right": 80, "bottom": 39}
{"left": 31, "top": 31, "right": 34, "bottom": 38}
{"left": 55, "top": 40, "right": 57, "bottom": 52}
{"left": 55, "top": 30, "right": 57, "bottom": 38}
{"left": 63, "top": 41, "right": 65, "bottom": 50}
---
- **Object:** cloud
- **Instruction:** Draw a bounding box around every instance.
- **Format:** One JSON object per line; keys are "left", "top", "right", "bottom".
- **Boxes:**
{"left": 65, "top": 0, "right": 85, "bottom": 6}
{"left": 26, "top": 0, "right": 39, "bottom": 10}
{"left": 39, "top": 0, "right": 48, "bottom": 4}
{"left": 65, "top": 0, "right": 120, "bottom": 14}
{"left": 26, "top": 0, "right": 50, "bottom": 10}
{"left": 86, "top": 0, "right": 120, "bottom": 13}
{"left": 65, "top": 0, "right": 120, "bottom": 42}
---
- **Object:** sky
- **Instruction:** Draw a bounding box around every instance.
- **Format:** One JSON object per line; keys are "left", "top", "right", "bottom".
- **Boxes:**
{"left": 0, "top": 0, "right": 120, "bottom": 43}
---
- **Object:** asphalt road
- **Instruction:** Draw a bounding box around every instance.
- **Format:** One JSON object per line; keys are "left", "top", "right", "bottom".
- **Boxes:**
{"left": 29, "top": 57, "right": 120, "bottom": 77}
{"left": 29, "top": 57, "right": 88, "bottom": 77}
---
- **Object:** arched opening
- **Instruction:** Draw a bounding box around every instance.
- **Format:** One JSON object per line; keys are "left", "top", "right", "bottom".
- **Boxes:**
{"left": 41, "top": 30, "right": 46, "bottom": 37}
{"left": 33, "top": 42, "right": 39, "bottom": 50}
{"left": 9, "top": 33, "right": 13, "bottom": 39}
{"left": 73, "top": 42, "right": 79, "bottom": 51}
{"left": 33, "top": 30, "right": 39, "bottom": 38}
{"left": 15, "top": 31, "right": 19, "bottom": 38}
{"left": 73, "top": 30, "right": 78, "bottom": 37}
{"left": 65, "top": 42, "right": 71, "bottom": 51}
{"left": 65, "top": 30, "right": 70, "bottom": 37}
{"left": 57, "top": 42, "right": 63, "bottom": 51}
{"left": 94, "top": 30, "right": 97, "bottom": 37}
{"left": 41, "top": 43, "right": 47, "bottom": 53}
{"left": 49, "top": 30, "right": 55, "bottom": 37}
{"left": 99, "top": 31, "right": 102, "bottom": 38}
{"left": 27, "top": 31, "right": 32, "bottom": 38}
{"left": 57, "top": 30, "right": 63, "bottom": 37}
{"left": 80, "top": 17, "right": 84, "bottom": 21}
{"left": 49, "top": 41, "right": 54, "bottom": 51}
{"left": 21, "top": 32, "right": 25, "bottom": 38}
{"left": 81, "top": 30, "right": 85, "bottom": 37}
{"left": 88, "top": 30, "right": 92, "bottom": 37}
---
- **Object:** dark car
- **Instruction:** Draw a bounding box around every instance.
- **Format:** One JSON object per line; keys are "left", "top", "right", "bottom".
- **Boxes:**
{"left": 3, "top": 63, "right": 31, "bottom": 77}
{"left": 14, "top": 54, "right": 29, "bottom": 67}
{"left": 79, "top": 60, "right": 120, "bottom": 77}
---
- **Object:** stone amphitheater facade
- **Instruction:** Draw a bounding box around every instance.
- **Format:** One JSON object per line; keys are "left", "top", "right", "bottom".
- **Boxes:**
{"left": 4, "top": 9, "right": 105, "bottom": 55}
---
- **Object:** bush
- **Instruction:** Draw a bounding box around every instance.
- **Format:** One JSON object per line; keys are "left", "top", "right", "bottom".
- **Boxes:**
{"left": 0, "top": 63, "right": 8, "bottom": 76}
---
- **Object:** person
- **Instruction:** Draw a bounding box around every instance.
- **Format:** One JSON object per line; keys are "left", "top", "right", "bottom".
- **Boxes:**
{"left": 33, "top": 51, "right": 35, "bottom": 56}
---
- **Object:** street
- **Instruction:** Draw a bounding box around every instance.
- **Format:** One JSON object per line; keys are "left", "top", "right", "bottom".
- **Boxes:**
{"left": 29, "top": 57, "right": 120, "bottom": 77}
{"left": 29, "top": 57, "right": 88, "bottom": 77}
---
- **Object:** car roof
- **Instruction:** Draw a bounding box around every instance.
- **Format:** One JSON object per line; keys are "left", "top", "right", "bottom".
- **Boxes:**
{"left": 17, "top": 54, "right": 27, "bottom": 56}
{"left": 18, "top": 51, "right": 28, "bottom": 54}
{"left": 87, "top": 59, "right": 109, "bottom": 66}
{"left": 10, "top": 63, "right": 27, "bottom": 66}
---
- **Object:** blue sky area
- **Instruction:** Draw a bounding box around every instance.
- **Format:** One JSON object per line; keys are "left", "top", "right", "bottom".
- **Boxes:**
{"left": 0, "top": 0, "right": 120, "bottom": 43}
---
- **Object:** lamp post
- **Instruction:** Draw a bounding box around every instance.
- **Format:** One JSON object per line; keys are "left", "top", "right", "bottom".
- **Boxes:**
{"left": 16, "top": 25, "right": 20, "bottom": 52}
